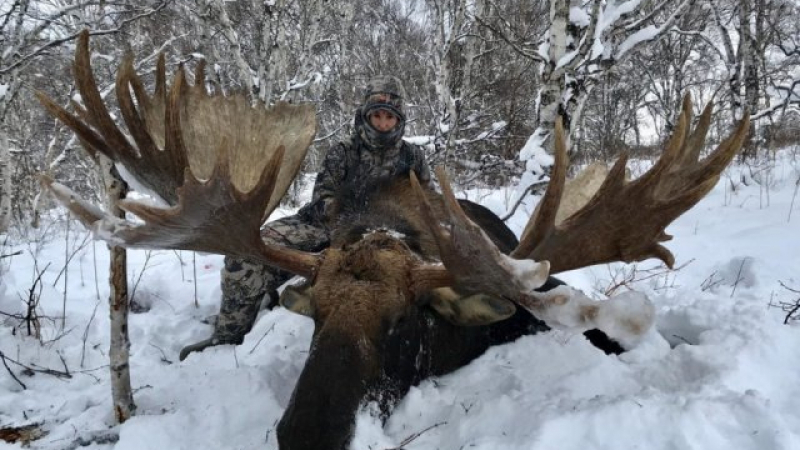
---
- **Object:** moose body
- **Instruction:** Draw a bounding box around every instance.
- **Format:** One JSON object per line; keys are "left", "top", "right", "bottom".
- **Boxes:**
{"left": 276, "top": 186, "right": 556, "bottom": 449}
{"left": 40, "top": 31, "right": 749, "bottom": 450}
{"left": 276, "top": 180, "right": 626, "bottom": 449}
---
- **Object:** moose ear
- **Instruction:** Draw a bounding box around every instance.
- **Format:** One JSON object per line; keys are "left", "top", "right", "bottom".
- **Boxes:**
{"left": 280, "top": 284, "right": 315, "bottom": 317}
{"left": 427, "top": 288, "right": 516, "bottom": 326}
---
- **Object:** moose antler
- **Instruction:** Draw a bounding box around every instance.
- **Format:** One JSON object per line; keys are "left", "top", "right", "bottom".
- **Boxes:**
{"left": 411, "top": 95, "right": 750, "bottom": 301}
{"left": 38, "top": 30, "right": 320, "bottom": 277}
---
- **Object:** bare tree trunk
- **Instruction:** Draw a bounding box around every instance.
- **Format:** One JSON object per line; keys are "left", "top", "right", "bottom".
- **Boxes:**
{"left": 536, "top": 0, "right": 599, "bottom": 152}
{"left": 461, "top": 0, "right": 482, "bottom": 107}
{"left": 281, "top": 0, "right": 327, "bottom": 102}
{"left": 256, "top": 1, "right": 274, "bottom": 104}
{"left": 265, "top": 0, "right": 288, "bottom": 106}
{"left": 199, "top": 0, "right": 254, "bottom": 97}
{"left": 711, "top": 1, "right": 743, "bottom": 118}
{"left": 99, "top": 156, "right": 135, "bottom": 423}
{"left": 426, "top": 0, "right": 471, "bottom": 163}
{"left": 538, "top": 0, "right": 571, "bottom": 140}
{"left": 0, "top": 132, "right": 12, "bottom": 233}
{"left": 333, "top": 0, "right": 356, "bottom": 112}
{"left": 740, "top": 0, "right": 759, "bottom": 160}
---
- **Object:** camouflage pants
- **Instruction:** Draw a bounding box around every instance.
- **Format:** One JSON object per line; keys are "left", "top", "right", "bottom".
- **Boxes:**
{"left": 214, "top": 214, "right": 329, "bottom": 342}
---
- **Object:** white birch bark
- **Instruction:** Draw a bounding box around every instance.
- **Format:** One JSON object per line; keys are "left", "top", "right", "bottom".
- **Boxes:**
{"left": 99, "top": 156, "right": 136, "bottom": 423}
{"left": 255, "top": 1, "right": 274, "bottom": 104}
{"left": 199, "top": 0, "right": 255, "bottom": 97}
{"left": 740, "top": 0, "right": 759, "bottom": 159}
{"left": 537, "top": 0, "right": 572, "bottom": 143}
{"left": 0, "top": 132, "right": 12, "bottom": 233}
{"left": 279, "top": 1, "right": 323, "bottom": 102}
{"left": 334, "top": 0, "right": 356, "bottom": 111}
{"left": 535, "top": 0, "right": 694, "bottom": 154}
{"left": 428, "top": 0, "right": 469, "bottom": 161}
{"left": 265, "top": 0, "right": 288, "bottom": 106}
{"left": 711, "top": 2, "right": 743, "bottom": 117}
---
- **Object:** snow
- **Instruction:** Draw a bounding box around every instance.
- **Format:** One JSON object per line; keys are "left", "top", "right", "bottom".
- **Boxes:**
{"left": 520, "top": 284, "right": 656, "bottom": 350}
{"left": 616, "top": 25, "right": 661, "bottom": 58}
{"left": 403, "top": 135, "right": 434, "bottom": 148}
{"left": 518, "top": 128, "right": 553, "bottom": 165}
{"left": 2, "top": 149, "right": 800, "bottom": 450}
{"left": 570, "top": 7, "right": 591, "bottom": 28}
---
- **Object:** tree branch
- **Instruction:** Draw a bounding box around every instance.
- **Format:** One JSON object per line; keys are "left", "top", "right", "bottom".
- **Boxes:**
{"left": 0, "top": 0, "right": 170, "bottom": 75}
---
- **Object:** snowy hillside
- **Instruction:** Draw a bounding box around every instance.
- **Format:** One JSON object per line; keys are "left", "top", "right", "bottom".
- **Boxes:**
{"left": 1, "top": 150, "right": 799, "bottom": 450}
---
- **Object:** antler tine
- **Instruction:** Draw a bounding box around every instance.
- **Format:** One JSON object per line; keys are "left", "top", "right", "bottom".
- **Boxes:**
{"left": 525, "top": 100, "right": 749, "bottom": 273}
{"left": 411, "top": 96, "right": 749, "bottom": 310}
{"left": 116, "top": 54, "right": 161, "bottom": 168}
{"left": 680, "top": 98, "right": 713, "bottom": 166}
{"left": 513, "top": 116, "right": 569, "bottom": 258}
{"left": 164, "top": 64, "right": 190, "bottom": 183}
{"left": 35, "top": 91, "right": 104, "bottom": 160}
{"left": 409, "top": 170, "right": 450, "bottom": 247}
{"left": 409, "top": 168, "right": 550, "bottom": 301}
{"left": 73, "top": 30, "right": 138, "bottom": 164}
{"left": 154, "top": 52, "right": 167, "bottom": 100}
{"left": 125, "top": 54, "right": 153, "bottom": 113}
{"left": 113, "top": 52, "right": 188, "bottom": 203}
{"left": 408, "top": 171, "right": 455, "bottom": 293}
{"left": 194, "top": 59, "right": 207, "bottom": 92}
{"left": 40, "top": 175, "right": 107, "bottom": 226}
{"left": 638, "top": 100, "right": 691, "bottom": 189}
{"left": 655, "top": 113, "right": 751, "bottom": 216}
{"left": 40, "top": 32, "right": 321, "bottom": 279}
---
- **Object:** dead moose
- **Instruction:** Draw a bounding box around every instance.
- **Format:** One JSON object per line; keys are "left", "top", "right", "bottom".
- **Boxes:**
{"left": 38, "top": 32, "right": 749, "bottom": 450}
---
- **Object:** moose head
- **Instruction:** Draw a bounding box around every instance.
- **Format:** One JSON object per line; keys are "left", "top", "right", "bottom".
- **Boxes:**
{"left": 38, "top": 31, "right": 750, "bottom": 450}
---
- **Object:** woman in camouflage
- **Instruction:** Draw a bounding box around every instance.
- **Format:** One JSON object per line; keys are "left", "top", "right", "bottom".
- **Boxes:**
{"left": 180, "top": 76, "right": 431, "bottom": 360}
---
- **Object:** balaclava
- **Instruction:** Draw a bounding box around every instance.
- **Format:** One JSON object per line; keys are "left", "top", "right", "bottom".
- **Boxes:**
{"left": 357, "top": 75, "right": 406, "bottom": 150}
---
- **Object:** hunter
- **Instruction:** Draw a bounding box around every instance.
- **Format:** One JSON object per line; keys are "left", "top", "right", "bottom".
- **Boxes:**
{"left": 180, "top": 76, "right": 431, "bottom": 360}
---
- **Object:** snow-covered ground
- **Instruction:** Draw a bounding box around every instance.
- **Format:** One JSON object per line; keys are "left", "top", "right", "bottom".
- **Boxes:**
{"left": 1, "top": 149, "right": 799, "bottom": 450}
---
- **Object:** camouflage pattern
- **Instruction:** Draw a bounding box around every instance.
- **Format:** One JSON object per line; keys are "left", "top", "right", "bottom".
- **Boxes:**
{"left": 300, "top": 136, "right": 431, "bottom": 224}
{"left": 359, "top": 75, "right": 406, "bottom": 150}
{"left": 363, "top": 75, "right": 406, "bottom": 103}
{"left": 214, "top": 214, "right": 330, "bottom": 343}
{"left": 190, "top": 76, "right": 432, "bottom": 350}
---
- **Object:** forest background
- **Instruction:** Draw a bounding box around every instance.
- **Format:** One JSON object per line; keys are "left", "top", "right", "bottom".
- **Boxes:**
{"left": 1, "top": 0, "right": 799, "bottom": 230}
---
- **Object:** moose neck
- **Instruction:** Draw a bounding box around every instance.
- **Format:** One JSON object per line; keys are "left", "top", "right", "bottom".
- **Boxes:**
{"left": 276, "top": 289, "right": 553, "bottom": 450}
{"left": 277, "top": 324, "right": 373, "bottom": 450}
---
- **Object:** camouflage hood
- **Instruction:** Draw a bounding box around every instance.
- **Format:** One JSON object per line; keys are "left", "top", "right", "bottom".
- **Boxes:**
{"left": 357, "top": 75, "right": 406, "bottom": 151}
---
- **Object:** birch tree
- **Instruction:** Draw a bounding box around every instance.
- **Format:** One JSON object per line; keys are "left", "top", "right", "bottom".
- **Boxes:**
{"left": 426, "top": 0, "right": 471, "bottom": 162}
{"left": 536, "top": 0, "right": 696, "bottom": 146}
{"left": 696, "top": 0, "right": 798, "bottom": 158}
{"left": 195, "top": 0, "right": 257, "bottom": 96}
{"left": 99, "top": 157, "right": 135, "bottom": 422}
{"left": 489, "top": 0, "right": 697, "bottom": 195}
{"left": 0, "top": 134, "right": 12, "bottom": 233}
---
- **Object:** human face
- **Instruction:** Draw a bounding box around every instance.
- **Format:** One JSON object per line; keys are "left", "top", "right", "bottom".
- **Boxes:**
{"left": 368, "top": 109, "right": 399, "bottom": 132}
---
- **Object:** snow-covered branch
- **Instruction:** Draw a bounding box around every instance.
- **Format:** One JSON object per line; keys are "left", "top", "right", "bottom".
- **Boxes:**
{"left": 0, "top": 1, "right": 169, "bottom": 75}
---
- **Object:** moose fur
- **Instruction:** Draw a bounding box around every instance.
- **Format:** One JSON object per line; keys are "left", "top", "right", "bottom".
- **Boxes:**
{"left": 275, "top": 180, "right": 618, "bottom": 450}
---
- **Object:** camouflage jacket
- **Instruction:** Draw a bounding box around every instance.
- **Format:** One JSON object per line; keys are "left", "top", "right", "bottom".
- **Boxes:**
{"left": 299, "top": 134, "right": 431, "bottom": 225}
